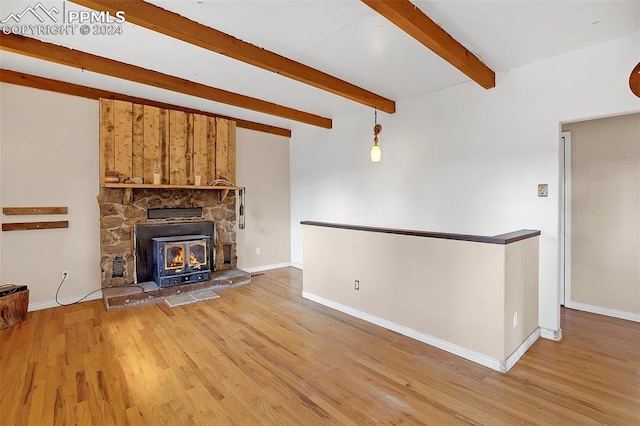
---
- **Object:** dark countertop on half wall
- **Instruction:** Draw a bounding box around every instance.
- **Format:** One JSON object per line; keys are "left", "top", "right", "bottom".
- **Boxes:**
{"left": 300, "top": 221, "right": 541, "bottom": 245}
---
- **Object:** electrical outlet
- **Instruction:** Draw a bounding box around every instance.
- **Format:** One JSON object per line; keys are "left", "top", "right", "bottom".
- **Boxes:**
{"left": 255, "top": 247, "right": 261, "bottom": 255}
{"left": 61, "top": 270, "right": 70, "bottom": 281}
{"left": 513, "top": 312, "right": 518, "bottom": 328}
{"left": 354, "top": 280, "right": 359, "bottom": 290}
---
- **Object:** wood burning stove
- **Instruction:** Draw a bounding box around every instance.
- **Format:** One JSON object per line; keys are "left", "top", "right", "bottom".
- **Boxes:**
{"left": 134, "top": 221, "right": 215, "bottom": 285}
{"left": 152, "top": 235, "right": 211, "bottom": 288}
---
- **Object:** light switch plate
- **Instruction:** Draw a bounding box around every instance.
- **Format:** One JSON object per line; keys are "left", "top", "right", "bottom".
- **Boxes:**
{"left": 538, "top": 184, "right": 548, "bottom": 197}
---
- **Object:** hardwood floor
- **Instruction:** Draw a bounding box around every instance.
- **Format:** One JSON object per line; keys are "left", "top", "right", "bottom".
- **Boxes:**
{"left": 1, "top": 267, "right": 638, "bottom": 425}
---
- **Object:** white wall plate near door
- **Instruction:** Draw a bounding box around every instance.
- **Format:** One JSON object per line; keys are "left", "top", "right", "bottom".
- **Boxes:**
{"left": 538, "top": 184, "right": 548, "bottom": 197}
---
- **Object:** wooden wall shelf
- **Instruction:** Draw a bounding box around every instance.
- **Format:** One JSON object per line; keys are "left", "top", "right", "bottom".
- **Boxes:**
{"left": 3, "top": 207, "right": 68, "bottom": 215}
{"left": 2, "top": 221, "right": 69, "bottom": 232}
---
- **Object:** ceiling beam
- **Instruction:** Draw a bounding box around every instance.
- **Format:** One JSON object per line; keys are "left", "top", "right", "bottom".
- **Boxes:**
{"left": 362, "top": 0, "right": 495, "bottom": 89}
{"left": 0, "top": 34, "right": 331, "bottom": 128}
{"left": 0, "top": 69, "right": 292, "bottom": 138}
{"left": 69, "top": 0, "right": 396, "bottom": 113}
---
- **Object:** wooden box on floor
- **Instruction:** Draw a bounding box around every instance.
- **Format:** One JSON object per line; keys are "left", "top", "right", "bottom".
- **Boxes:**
{"left": 0, "top": 287, "right": 29, "bottom": 330}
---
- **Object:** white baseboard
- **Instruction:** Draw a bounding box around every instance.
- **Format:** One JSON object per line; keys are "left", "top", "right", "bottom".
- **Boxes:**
{"left": 302, "top": 291, "right": 530, "bottom": 373}
{"left": 565, "top": 301, "right": 640, "bottom": 323}
{"left": 241, "top": 262, "right": 294, "bottom": 274}
{"left": 290, "top": 262, "right": 303, "bottom": 270}
{"left": 503, "top": 328, "right": 540, "bottom": 372}
{"left": 28, "top": 291, "right": 103, "bottom": 312}
{"left": 540, "top": 327, "right": 563, "bottom": 341}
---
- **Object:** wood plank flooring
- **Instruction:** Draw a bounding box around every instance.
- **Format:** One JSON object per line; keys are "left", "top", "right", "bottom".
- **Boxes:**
{"left": 1, "top": 267, "right": 638, "bottom": 425}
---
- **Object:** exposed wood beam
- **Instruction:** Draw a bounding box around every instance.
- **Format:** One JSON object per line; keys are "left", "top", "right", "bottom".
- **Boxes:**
{"left": 362, "top": 0, "right": 495, "bottom": 89}
{"left": 69, "top": 0, "right": 396, "bottom": 114}
{"left": 0, "top": 34, "right": 331, "bottom": 128}
{"left": 0, "top": 69, "right": 291, "bottom": 138}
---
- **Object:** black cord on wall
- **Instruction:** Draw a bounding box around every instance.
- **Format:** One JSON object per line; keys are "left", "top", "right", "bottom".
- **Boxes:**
{"left": 55, "top": 274, "right": 152, "bottom": 307}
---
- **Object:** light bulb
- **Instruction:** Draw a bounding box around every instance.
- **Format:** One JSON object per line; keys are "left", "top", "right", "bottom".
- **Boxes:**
{"left": 370, "top": 144, "right": 381, "bottom": 162}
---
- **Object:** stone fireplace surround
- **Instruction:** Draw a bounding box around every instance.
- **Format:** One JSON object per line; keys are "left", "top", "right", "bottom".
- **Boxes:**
{"left": 98, "top": 187, "right": 238, "bottom": 289}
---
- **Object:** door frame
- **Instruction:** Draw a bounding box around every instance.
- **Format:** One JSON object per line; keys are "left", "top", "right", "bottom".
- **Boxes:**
{"left": 559, "top": 131, "right": 572, "bottom": 307}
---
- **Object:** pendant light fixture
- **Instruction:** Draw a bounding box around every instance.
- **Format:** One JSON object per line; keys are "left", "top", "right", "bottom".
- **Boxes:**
{"left": 370, "top": 108, "right": 382, "bottom": 162}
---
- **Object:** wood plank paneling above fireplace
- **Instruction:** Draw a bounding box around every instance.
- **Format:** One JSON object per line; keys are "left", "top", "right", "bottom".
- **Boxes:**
{"left": 99, "top": 98, "right": 237, "bottom": 187}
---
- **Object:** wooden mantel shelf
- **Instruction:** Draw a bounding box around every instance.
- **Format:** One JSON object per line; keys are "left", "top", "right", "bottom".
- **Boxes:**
{"left": 104, "top": 183, "right": 242, "bottom": 191}
{"left": 103, "top": 183, "right": 243, "bottom": 204}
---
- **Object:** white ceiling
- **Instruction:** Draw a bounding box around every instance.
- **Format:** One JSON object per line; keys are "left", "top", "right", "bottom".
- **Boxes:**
{"left": 1, "top": 0, "right": 639, "bottom": 131}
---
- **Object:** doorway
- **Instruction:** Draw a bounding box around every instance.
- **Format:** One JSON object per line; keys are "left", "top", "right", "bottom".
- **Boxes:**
{"left": 560, "top": 113, "right": 640, "bottom": 322}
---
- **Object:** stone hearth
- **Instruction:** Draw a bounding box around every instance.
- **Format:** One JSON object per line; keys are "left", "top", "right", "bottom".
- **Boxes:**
{"left": 102, "top": 268, "right": 251, "bottom": 310}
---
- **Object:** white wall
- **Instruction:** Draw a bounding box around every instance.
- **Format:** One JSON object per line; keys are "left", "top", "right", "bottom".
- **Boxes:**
{"left": 291, "top": 32, "right": 640, "bottom": 334}
{"left": 236, "top": 128, "right": 291, "bottom": 271}
{"left": 0, "top": 84, "right": 101, "bottom": 310}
